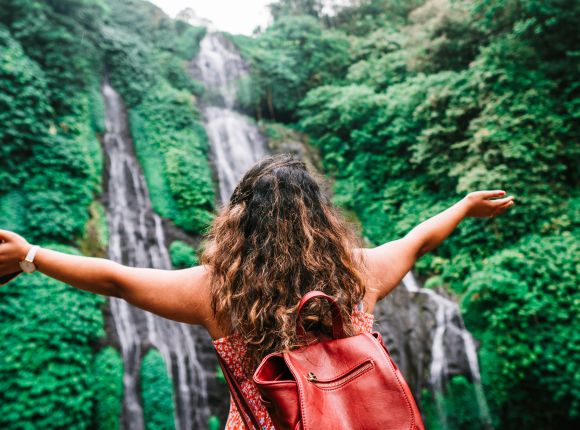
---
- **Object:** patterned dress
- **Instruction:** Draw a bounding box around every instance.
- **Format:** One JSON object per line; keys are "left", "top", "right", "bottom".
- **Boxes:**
{"left": 212, "top": 306, "right": 375, "bottom": 430}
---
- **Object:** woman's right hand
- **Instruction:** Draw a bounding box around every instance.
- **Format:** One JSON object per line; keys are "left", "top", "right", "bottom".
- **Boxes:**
{"left": 463, "top": 190, "right": 515, "bottom": 218}
{"left": 0, "top": 229, "right": 31, "bottom": 278}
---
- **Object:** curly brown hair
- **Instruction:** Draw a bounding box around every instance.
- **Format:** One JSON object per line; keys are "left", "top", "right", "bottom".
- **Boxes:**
{"left": 201, "top": 154, "right": 369, "bottom": 374}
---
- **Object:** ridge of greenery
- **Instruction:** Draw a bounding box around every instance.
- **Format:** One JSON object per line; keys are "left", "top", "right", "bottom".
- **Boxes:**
{"left": 0, "top": 0, "right": 215, "bottom": 427}
{"left": 94, "top": 346, "right": 124, "bottom": 430}
{"left": 103, "top": 0, "right": 215, "bottom": 234}
{"left": 141, "top": 349, "right": 176, "bottom": 430}
{"left": 169, "top": 240, "right": 199, "bottom": 269}
{"left": 1, "top": 1, "right": 107, "bottom": 424}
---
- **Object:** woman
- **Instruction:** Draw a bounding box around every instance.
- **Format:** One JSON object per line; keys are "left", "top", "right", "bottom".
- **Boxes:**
{"left": 0, "top": 154, "right": 514, "bottom": 429}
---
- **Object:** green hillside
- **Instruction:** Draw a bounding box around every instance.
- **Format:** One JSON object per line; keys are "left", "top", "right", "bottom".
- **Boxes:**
{"left": 0, "top": 0, "right": 213, "bottom": 427}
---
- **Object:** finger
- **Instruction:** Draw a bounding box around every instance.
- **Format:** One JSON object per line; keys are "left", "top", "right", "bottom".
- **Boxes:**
{"left": 491, "top": 196, "right": 514, "bottom": 205}
{"left": 501, "top": 198, "right": 515, "bottom": 206}
{"left": 481, "top": 190, "right": 507, "bottom": 200}
{"left": 499, "top": 200, "right": 515, "bottom": 211}
{"left": 495, "top": 200, "right": 515, "bottom": 215}
{"left": 0, "top": 229, "right": 16, "bottom": 241}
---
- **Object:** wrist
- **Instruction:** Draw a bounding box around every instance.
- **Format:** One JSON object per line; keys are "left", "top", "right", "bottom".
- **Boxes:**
{"left": 18, "top": 244, "right": 41, "bottom": 274}
{"left": 457, "top": 196, "right": 472, "bottom": 218}
{"left": 18, "top": 242, "right": 33, "bottom": 262}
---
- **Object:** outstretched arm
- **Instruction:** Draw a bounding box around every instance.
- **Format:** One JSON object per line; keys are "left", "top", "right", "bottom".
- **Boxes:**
{"left": 362, "top": 190, "right": 515, "bottom": 302}
{"left": 0, "top": 230, "right": 211, "bottom": 326}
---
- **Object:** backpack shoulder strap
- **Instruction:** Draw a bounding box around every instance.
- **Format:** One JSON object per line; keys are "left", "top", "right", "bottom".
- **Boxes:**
{"left": 215, "top": 349, "right": 262, "bottom": 429}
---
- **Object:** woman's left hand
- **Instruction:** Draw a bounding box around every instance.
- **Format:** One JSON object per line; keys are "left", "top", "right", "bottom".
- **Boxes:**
{"left": 0, "top": 229, "right": 31, "bottom": 278}
{"left": 462, "top": 190, "right": 515, "bottom": 218}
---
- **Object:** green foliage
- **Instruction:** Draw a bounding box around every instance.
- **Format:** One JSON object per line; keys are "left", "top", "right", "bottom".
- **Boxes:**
{"left": 208, "top": 415, "right": 221, "bottom": 430}
{"left": 79, "top": 200, "right": 109, "bottom": 258}
{"left": 298, "top": 73, "right": 463, "bottom": 260}
{"left": 269, "top": 0, "right": 325, "bottom": 20}
{"left": 235, "top": 15, "right": 351, "bottom": 120}
{"left": 130, "top": 83, "right": 215, "bottom": 234}
{"left": 1, "top": 10, "right": 104, "bottom": 245}
{"left": 141, "top": 349, "right": 176, "bottom": 430}
{"left": 0, "top": 190, "right": 26, "bottom": 233}
{"left": 0, "top": 0, "right": 104, "bottom": 116}
{"left": 328, "top": 0, "right": 423, "bottom": 36}
{"left": 420, "top": 375, "right": 484, "bottom": 430}
{"left": 94, "top": 347, "right": 124, "bottom": 430}
{"left": 0, "top": 26, "right": 52, "bottom": 192}
{"left": 154, "top": 50, "right": 205, "bottom": 95}
{"left": 461, "top": 232, "right": 580, "bottom": 428}
{"left": 169, "top": 240, "right": 199, "bottom": 269}
{"left": 102, "top": 0, "right": 207, "bottom": 106}
{"left": 1, "top": 2, "right": 213, "bottom": 429}
{"left": 424, "top": 275, "right": 444, "bottom": 290}
{"left": 216, "top": 364, "right": 226, "bottom": 385}
{"left": 297, "top": 9, "right": 578, "bottom": 292}
{"left": 100, "top": 23, "right": 156, "bottom": 107}
{"left": 89, "top": 83, "right": 106, "bottom": 134}
{"left": 0, "top": 244, "right": 105, "bottom": 429}
{"left": 0, "top": 3, "right": 111, "bottom": 427}
{"left": 347, "top": 41, "right": 409, "bottom": 90}
{"left": 105, "top": 0, "right": 206, "bottom": 60}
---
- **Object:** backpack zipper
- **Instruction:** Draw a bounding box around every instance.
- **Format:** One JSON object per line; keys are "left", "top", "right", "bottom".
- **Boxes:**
{"left": 306, "top": 360, "right": 374, "bottom": 388}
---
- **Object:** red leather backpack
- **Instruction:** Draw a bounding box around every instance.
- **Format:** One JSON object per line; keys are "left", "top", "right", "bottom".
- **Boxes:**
{"left": 216, "top": 291, "right": 426, "bottom": 430}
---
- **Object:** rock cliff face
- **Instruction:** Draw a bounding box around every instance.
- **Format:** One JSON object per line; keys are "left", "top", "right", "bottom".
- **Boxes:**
{"left": 374, "top": 274, "right": 484, "bottom": 396}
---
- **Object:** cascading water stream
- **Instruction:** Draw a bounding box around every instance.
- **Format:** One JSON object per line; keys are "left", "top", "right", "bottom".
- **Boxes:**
{"left": 191, "top": 32, "right": 267, "bottom": 202}
{"left": 401, "top": 271, "right": 493, "bottom": 428}
{"left": 101, "top": 81, "right": 210, "bottom": 430}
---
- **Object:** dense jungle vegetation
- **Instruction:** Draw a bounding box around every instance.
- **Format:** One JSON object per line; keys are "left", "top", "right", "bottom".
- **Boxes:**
{"left": 0, "top": 0, "right": 578, "bottom": 429}
{"left": 0, "top": 0, "right": 213, "bottom": 427}
{"left": 234, "top": 0, "right": 579, "bottom": 428}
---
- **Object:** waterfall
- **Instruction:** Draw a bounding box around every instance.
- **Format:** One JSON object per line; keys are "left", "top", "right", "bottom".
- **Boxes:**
{"left": 397, "top": 271, "right": 492, "bottom": 428}
{"left": 101, "top": 82, "right": 211, "bottom": 430}
{"left": 190, "top": 32, "right": 267, "bottom": 202}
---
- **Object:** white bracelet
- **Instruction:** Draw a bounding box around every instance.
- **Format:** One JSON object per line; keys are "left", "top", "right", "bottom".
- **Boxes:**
{"left": 19, "top": 245, "right": 41, "bottom": 273}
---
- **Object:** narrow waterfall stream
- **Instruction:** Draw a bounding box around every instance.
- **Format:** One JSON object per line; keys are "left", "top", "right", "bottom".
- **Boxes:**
{"left": 191, "top": 32, "right": 267, "bottom": 202}
{"left": 401, "top": 272, "right": 493, "bottom": 428}
{"left": 101, "top": 82, "right": 211, "bottom": 430}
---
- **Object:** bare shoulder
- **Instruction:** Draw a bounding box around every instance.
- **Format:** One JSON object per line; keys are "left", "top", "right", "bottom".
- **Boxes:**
{"left": 184, "top": 265, "right": 227, "bottom": 339}
{"left": 181, "top": 264, "right": 214, "bottom": 324}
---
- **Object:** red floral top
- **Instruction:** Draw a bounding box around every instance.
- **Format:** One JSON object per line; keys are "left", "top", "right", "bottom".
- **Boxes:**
{"left": 212, "top": 308, "right": 375, "bottom": 429}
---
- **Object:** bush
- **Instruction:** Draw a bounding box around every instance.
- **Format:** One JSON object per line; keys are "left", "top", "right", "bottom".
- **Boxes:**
{"left": 141, "top": 349, "right": 176, "bottom": 430}
{"left": 169, "top": 241, "right": 199, "bottom": 269}
{"left": 0, "top": 244, "right": 105, "bottom": 429}
{"left": 461, "top": 232, "right": 580, "bottom": 428}
{"left": 130, "top": 83, "right": 215, "bottom": 234}
{"left": 94, "top": 347, "right": 124, "bottom": 430}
